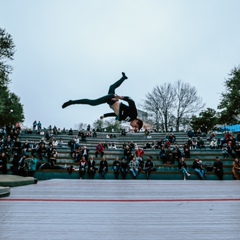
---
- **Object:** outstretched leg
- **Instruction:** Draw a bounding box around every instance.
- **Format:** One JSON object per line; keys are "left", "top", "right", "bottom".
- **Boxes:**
{"left": 108, "top": 72, "right": 128, "bottom": 94}
{"left": 62, "top": 72, "right": 128, "bottom": 108}
{"left": 62, "top": 94, "right": 115, "bottom": 108}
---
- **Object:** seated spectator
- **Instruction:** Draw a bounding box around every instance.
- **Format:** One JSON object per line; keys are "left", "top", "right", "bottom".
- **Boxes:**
{"left": 92, "top": 130, "right": 97, "bottom": 138}
{"left": 99, "top": 156, "right": 108, "bottom": 179}
{"left": 192, "top": 138, "right": 197, "bottom": 149}
{"left": 58, "top": 138, "right": 64, "bottom": 147}
{"left": 80, "top": 131, "right": 87, "bottom": 142}
{"left": 123, "top": 145, "right": 132, "bottom": 162}
{"left": 37, "top": 143, "right": 47, "bottom": 161}
{"left": 164, "top": 139, "right": 171, "bottom": 148}
{"left": 57, "top": 128, "right": 62, "bottom": 134}
{"left": 18, "top": 154, "right": 28, "bottom": 176}
{"left": 187, "top": 138, "right": 193, "bottom": 149}
{"left": 103, "top": 142, "right": 108, "bottom": 149}
{"left": 225, "top": 131, "right": 231, "bottom": 142}
{"left": 156, "top": 139, "right": 164, "bottom": 149}
{"left": 52, "top": 138, "right": 59, "bottom": 147}
{"left": 166, "top": 147, "right": 173, "bottom": 164}
{"left": 145, "top": 129, "right": 151, "bottom": 138}
{"left": 129, "top": 157, "right": 139, "bottom": 179}
{"left": 159, "top": 146, "right": 167, "bottom": 164}
{"left": 217, "top": 138, "right": 222, "bottom": 149}
{"left": 39, "top": 129, "right": 45, "bottom": 135}
{"left": 143, "top": 142, "right": 151, "bottom": 149}
{"left": 122, "top": 142, "right": 127, "bottom": 149}
{"left": 12, "top": 137, "right": 22, "bottom": 155}
{"left": 192, "top": 158, "right": 205, "bottom": 180}
{"left": 197, "top": 137, "right": 205, "bottom": 149}
{"left": 196, "top": 128, "right": 202, "bottom": 136}
{"left": 235, "top": 143, "right": 240, "bottom": 158}
{"left": 68, "top": 137, "right": 75, "bottom": 155}
{"left": 151, "top": 141, "right": 157, "bottom": 149}
{"left": 222, "top": 145, "right": 229, "bottom": 159}
{"left": 172, "top": 144, "right": 182, "bottom": 164}
{"left": 53, "top": 126, "right": 58, "bottom": 135}
{"left": 21, "top": 139, "right": 32, "bottom": 155}
{"left": 208, "top": 132, "right": 215, "bottom": 141}
{"left": 120, "top": 157, "right": 128, "bottom": 179}
{"left": 49, "top": 148, "right": 58, "bottom": 167}
{"left": 168, "top": 133, "right": 176, "bottom": 143}
{"left": 187, "top": 129, "right": 194, "bottom": 138}
{"left": 109, "top": 142, "right": 117, "bottom": 149}
{"left": 121, "top": 129, "right": 126, "bottom": 136}
{"left": 81, "top": 146, "right": 90, "bottom": 161}
{"left": 28, "top": 155, "right": 38, "bottom": 177}
{"left": 112, "top": 157, "right": 121, "bottom": 179}
{"left": 128, "top": 141, "right": 135, "bottom": 151}
{"left": 95, "top": 142, "right": 105, "bottom": 158}
{"left": 209, "top": 139, "right": 218, "bottom": 149}
{"left": 68, "top": 128, "right": 73, "bottom": 135}
{"left": 47, "top": 143, "right": 54, "bottom": 162}
{"left": 178, "top": 157, "right": 190, "bottom": 180}
{"left": 79, "top": 156, "right": 88, "bottom": 179}
{"left": 227, "top": 141, "right": 237, "bottom": 158}
{"left": 12, "top": 153, "right": 21, "bottom": 175}
{"left": 73, "top": 146, "right": 82, "bottom": 163}
{"left": 135, "top": 147, "right": 144, "bottom": 168}
{"left": 144, "top": 156, "right": 156, "bottom": 179}
{"left": 232, "top": 158, "right": 240, "bottom": 180}
{"left": 213, "top": 157, "right": 224, "bottom": 180}
{"left": 0, "top": 152, "right": 8, "bottom": 174}
{"left": 87, "top": 155, "right": 96, "bottom": 179}
{"left": 183, "top": 143, "right": 191, "bottom": 158}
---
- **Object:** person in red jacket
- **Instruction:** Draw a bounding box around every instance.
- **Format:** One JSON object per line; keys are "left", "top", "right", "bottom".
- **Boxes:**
{"left": 135, "top": 147, "right": 145, "bottom": 168}
{"left": 95, "top": 142, "right": 104, "bottom": 158}
{"left": 62, "top": 72, "right": 143, "bottom": 132}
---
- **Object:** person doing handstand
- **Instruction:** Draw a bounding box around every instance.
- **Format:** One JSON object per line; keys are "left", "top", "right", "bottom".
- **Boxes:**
{"left": 62, "top": 72, "right": 143, "bottom": 132}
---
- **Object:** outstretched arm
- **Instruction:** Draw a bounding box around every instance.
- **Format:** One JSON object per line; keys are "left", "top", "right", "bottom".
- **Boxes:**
{"left": 100, "top": 112, "right": 117, "bottom": 119}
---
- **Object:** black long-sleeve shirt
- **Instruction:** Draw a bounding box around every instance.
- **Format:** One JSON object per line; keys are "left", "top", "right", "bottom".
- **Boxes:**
{"left": 103, "top": 96, "right": 138, "bottom": 122}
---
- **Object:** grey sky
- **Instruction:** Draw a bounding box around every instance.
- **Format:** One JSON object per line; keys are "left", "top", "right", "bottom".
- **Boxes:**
{"left": 1, "top": 0, "right": 240, "bottom": 129}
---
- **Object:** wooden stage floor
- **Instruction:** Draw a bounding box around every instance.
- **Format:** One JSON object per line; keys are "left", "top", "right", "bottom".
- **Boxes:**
{"left": 0, "top": 179, "right": 239, "bottom": 240}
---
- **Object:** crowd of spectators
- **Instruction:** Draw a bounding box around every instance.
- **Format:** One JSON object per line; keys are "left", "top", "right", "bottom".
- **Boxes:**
{"left": 1, "top": 122, "right": 240, "bottom": 181}
{"left": 0, "top": 124, "right": 38, "bottom": 176}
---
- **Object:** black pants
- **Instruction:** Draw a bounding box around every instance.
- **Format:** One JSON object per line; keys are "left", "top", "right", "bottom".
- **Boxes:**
{"left": 73, "top": 75, "right": 126, "bottom": 106}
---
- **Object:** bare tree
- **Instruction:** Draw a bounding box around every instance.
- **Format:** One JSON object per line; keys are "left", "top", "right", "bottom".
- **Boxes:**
{"left": 143, "top": 83, "right": 176, "bottom": 132}
{"left": 74, "top": 122, "right": 87, "bottom": 131}
{"left": 174, "top": 80, "right": 205, "bottom": 131}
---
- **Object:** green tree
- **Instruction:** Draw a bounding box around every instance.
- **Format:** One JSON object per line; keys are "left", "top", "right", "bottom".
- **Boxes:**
{"left": 93, "top": 119, "right": 104, "bottom": 131}
{"left": 190, "top": 108, "right": 218, "bottom": 131}
{"left": 0, "top": 28, "right": 24, "bottom": 127}
{"left": 0, "top": 28, "right": 15, "bottom": 87}
{"left": 93, "top": 118, "right": 123, "bottom": 132}
{"left": 218, "top": 66, "right": 240, "bottom": 124}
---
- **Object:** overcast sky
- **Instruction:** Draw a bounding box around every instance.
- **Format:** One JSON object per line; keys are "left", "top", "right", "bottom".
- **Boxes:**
{"left": 1, "top": 0, "right": 240, "bottom": 130}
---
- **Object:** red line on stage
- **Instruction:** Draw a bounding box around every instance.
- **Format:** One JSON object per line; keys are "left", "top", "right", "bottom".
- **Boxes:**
{"left": 1, "top": 198, "right": 240, "bottom": 203}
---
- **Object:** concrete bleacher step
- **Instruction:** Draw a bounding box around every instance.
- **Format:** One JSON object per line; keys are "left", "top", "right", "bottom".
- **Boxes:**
{"left": 34, "top": 169, "right": 233, "bottom": 180}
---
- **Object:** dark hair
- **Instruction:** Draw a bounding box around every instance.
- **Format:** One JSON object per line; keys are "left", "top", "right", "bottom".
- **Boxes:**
{"left": 136, "top": 118, "right": 143, "bottom": 130}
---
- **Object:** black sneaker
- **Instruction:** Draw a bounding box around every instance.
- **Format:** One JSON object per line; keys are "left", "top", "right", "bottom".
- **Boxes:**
{"left": 62, "top": 100, "right": 73, "bottom": 108}
{"left": 122, "top": 72, "right": 128, "bottom": 79}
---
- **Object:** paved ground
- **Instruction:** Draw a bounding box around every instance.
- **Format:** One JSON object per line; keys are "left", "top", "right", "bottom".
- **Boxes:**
{"left": 0, "top": 179, "right": 239, "bottom": 240}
